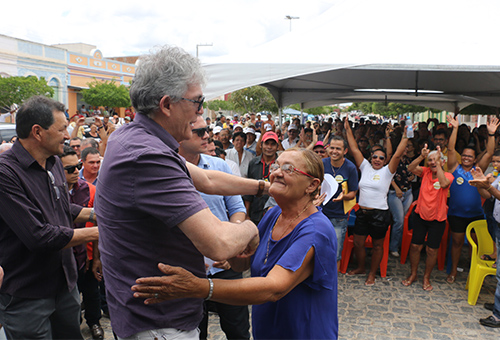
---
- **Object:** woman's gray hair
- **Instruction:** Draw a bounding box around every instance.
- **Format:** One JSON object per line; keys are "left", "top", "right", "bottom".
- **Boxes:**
{"left": 129, "top": 45, "right": 207, "bottom": 117}
{"left": 428, "top": 150, "right": 445, "bottom": 162}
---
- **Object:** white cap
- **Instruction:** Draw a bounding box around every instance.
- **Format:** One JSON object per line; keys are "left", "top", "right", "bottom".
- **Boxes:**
{"left": 213, "top": 126, "right": 222, "bottom": 134}
{"left": 234, "top": 123, "right": 244, "bottom": 129}
{"left": 288, "top": 124, "right": 298, "bottom": 131}
{"left": 245, "top": 127, "right": 256, "bottom": 135}
{"left": 264, "top": 123, "right": 272, "bottom": 131}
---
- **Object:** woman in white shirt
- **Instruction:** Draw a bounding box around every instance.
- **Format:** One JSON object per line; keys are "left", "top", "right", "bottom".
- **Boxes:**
{"left": 344, "top": 119, "right": 409, "bottom": 286}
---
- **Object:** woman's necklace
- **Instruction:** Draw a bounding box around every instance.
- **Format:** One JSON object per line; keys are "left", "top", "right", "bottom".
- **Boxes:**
{"left": 264, "top": 202, "right": 313, "bottom": 264}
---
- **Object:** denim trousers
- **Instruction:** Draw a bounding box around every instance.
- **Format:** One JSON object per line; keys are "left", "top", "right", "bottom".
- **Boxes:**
{"left": 387, "top": 190, "right": 413, "bottom": 252}
{"left": 329, "top": 217, "right": 348, "bottom": 261}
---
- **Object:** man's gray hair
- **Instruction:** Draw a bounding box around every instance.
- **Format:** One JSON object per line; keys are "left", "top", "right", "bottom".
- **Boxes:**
{"left": 129, "top": 45, "right": 207, "bottom": 117}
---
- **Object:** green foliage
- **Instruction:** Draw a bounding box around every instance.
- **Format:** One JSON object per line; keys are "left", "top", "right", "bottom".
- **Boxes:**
{"left": 229, "top": 86, "right": 278, "bottom": 113}
{"left": 288, "top": 104, "right": 333, "bottom": 116}
{"left": 82, "top": 79, "right": 131, "bottom": 109}
{"left": 459, "top": 104, "right": 500, "bottom": 115}
{"left": 349, "top": 102, "right": 440, "bottom": 116}
{"left": 0, "top": 76, "right": 54, "bottom": 111}
{"left": 207, "top": 99, "right": 234, "bottom": 111}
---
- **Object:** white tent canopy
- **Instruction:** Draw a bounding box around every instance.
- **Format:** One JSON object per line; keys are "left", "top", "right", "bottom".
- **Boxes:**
{"left": 203, "top": 0, "right": 500, "bottom": 112}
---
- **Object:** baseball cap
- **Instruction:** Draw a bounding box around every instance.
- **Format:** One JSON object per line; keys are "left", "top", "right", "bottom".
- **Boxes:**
{"left": 234, "top": 123, "right": 244, "bottom": 129}
{"left": 264, "top": 123, "right": 272, "bottom": 131}
{"left": 213, "top": 126, "right": 222, "bottom": 134}
{"left": 262, "top": 131, "right": 279, "bottom": 143}
{"left": 314, "top": 141, "right": 324, "bottom": 147}
{"left": 245, "top": 127, "right": 256, "bottom": 135}
{"left": 288, "top": 124, "right": 298, "bottom": 131}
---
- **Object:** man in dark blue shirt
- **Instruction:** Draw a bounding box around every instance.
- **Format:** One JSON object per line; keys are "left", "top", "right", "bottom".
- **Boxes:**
{"left": 0, "top": 96, "right": 99, "bottom": 339}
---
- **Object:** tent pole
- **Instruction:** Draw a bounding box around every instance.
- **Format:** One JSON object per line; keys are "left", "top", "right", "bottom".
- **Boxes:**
{"left": 300, "top": 103, "right": 304, "bottom": 125}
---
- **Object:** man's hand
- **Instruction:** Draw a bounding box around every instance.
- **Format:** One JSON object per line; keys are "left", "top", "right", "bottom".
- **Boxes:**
{"left": 132, "top": 263, "right": 203, "bottom": 304}
{"left": 313, "top": 193, "right": 327, "bottom": 206}
{"left": 237, "top": 234, "right": 260, "bottom": 258}
{"left": 421, "top": 143, "right": 430, "bottom": 159}
{"left": 213, "top": 260, "right": 231, "bottom": 270}
{"left": 92, "top": 258, "right": 103, "bottom": 282}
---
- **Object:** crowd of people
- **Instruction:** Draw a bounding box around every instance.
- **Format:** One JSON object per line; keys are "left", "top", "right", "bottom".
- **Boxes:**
{"left": 0, "top": 43, "right": 500, "bottom": 340}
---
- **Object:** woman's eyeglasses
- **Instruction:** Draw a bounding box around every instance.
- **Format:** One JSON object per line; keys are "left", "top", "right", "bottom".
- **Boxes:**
{"left": 64, "top": 162, "right": 83, "bottom": 173}
{"left": 192, "top": 127, "right": 209, "bottom": 137}
{"left": 269, "top": 163, "right": 315, "bottom": 178}
{"left": 372, "top": 155, "right": 385, "bottom": 160}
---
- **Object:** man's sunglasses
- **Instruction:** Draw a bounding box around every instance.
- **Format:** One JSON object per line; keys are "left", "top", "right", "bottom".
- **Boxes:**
{"left": 64, "top": 162, "right": 83, "bottom": 173}
{"left": 192, "top": 127, "right": 209, "bottom": 137}
{"left": 181, "top": 96, "right": 205, "bottom": 112}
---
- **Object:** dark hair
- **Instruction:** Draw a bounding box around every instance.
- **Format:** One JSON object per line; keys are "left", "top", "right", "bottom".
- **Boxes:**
{"left": 215, "top": 147, "right": 226, "bottom": 158}
{"left": 232, "top": 131, "right": 247, "bottom": 143}
{"left": 16, "top": 96, "right": 65, "bottom": 139}
{"left": 59, "top": 145, "right": 77, "bottom": 158}
{"left": 214, "top": 140, "right": 223, "bottom": 149}
{"left": 70, "top": 137, "right": 82, "bottom": 142}
{"left": 462, "top": 145, "right": 476, "bottom": 157}
{"left": 433, "top": 129, "right": 448, "bottom": 139}
{"left": 330, "top": 135, "right": 348, "bottom": 149}
{"left": 493, "top": 150, "right": 500, "bottom": 158}
{"left": 371, "top": 147, "right": 387, "bottom": 158}
{"left": 81, "top": 147, "right": 100, "bottom": 162}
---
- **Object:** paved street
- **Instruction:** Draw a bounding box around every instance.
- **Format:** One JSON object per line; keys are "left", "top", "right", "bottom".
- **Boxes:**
{"left": 83, "top": 253, "right": 499, "bottom": 340}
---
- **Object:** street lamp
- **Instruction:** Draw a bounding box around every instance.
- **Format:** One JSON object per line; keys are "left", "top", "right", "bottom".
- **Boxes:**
{"left": 196, "top": 43, "right": 213, "bottom": 58}
{"left": 285, "top": 15, "right": 299, "bottom": 32}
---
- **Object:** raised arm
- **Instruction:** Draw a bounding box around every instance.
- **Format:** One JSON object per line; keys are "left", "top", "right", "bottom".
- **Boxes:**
{"left": 387, "top": 125, "right": 410, "bottom": 174}
{"left": 477, "top": 117, "right": 500, "bottom": 172}
{"left": 446, "top": 114, "right": 459, "bottom": 172}
{"left": 408, "top": 143, "right": 429, "bottom": 177}
{"left": 435, "top": 146, "right": 451, "bottom": 189}
{"left": 344, "top": 119, "right": 365, "bottom": 168}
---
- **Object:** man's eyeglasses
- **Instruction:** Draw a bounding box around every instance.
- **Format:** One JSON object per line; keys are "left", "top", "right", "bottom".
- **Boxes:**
{"left": 269, "top": 163, "right": 315, "bottom": 179}
{"left": 192, "top": 127, "right": 209, "bottom": 138}
{"left": 372, "top": 155, "right": 385, "bottom": 160}
{"left": 314, "top": 149, "right": 326, "bottom": 154}
{"left": 64, "top": 162, "right": 83, "bottom": 174}
{"left": 47, "top": 170, "right": 60, "bottom": 201}
{"left": 181, "top": 96, "right": 205, "bottom": 112}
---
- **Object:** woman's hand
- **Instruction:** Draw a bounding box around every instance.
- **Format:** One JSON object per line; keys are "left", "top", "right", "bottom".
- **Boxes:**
{"left": 469, "top": 167, "right": 493, "bottom": 189}
{"left": 446, "top": 114, "right": 459, "bottom": 129}
{"left": 487, "top": 116, "right": 500, "bottom": 135}
{"left": 421, "top": 143, "right": 430, "bottom": 159}
{"left": 395, "top": 187, "right": 403, "bottom": 198}
{"left": 132, "top": 263, "right": 203, "bottom": 304}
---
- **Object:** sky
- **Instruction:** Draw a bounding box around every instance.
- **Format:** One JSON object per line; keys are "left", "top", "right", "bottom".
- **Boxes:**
{"left": 2, "top": 0, "right": 338, "bottom": 62}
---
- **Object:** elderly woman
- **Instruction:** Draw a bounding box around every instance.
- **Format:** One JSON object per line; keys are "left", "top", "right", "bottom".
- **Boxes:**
{"left": 132, "top": 148, "right": 338, "bottom": 340}
{"left": 402, "top": 145, "right": 454, "bottom": 291}
{"left": 344, "top": 119, "right": 409, "bottom": 286}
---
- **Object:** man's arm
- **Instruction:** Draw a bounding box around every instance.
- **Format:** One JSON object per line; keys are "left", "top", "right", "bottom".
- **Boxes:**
{"left": 178, "top": 208, "right": 259, "bottom": 261}
{"left": 63, "top": 227, "right": 99, "bottom": 249}
{"left": 477, "top": 117, "right": 500, "bottom": 172}
{"left": 187, "top": 162, "right": 270, "bottom": 197}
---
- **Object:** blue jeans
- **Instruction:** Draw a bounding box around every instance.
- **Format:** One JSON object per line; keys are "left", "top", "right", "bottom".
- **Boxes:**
{"left": 329, "top": 217, "right": 348, "bottom": 261}
{"left": 494, "top": 225, "right": 500, "bottom": 319}
{"left": 387, "top": 190, "right": 413, "bottom": 252}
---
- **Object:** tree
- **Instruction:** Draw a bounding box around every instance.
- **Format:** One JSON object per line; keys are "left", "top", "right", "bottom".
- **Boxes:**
{"left": 82, "top": 79, "right": 131, "bottom": 109}
{"left": 349, "top": 102, "right": 440, "bottom": 116}
{"left": 0, "top": 76, "right": 54, "bottom": 112}
{"left": 288, "top": 104, "right": 332, "bottom": 116}
{"left": 207, "top": 99, "right": 234, "bottom": 112}
{"left": 229, "top": 86, "right": 278, "bottom": 113}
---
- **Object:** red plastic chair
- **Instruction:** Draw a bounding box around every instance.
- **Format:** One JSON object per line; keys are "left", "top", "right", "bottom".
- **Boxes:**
{"left": 400, "top": 201, "right": 449, "bottom": 271}
{"left": 339, "top": 205, "right": 391, "bottom": 278}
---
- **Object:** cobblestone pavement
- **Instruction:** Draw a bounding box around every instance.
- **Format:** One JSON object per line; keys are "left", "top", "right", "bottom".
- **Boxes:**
{"left": 83, "top": 254, "right": 499, "bottom": 340}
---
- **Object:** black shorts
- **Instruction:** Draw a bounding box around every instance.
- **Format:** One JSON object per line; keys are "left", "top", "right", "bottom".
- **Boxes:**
{"left": 353, "top": 208, "right": 391, "bottom": 240}
{"left": 448, "top": 215, "right": 484, "bottom": 234}
{"left": 411, "top": 212, "right": 446, "bottom": 249}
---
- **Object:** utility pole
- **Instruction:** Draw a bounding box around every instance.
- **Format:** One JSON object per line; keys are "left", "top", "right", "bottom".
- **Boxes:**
{"left": 196, "top": 43, "right": 213, "bottom": 58}
{"left": 285, "top": 15, "right": 299, "bottom": 32}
